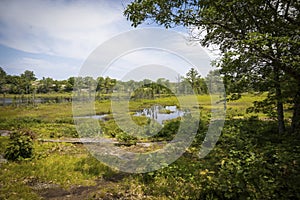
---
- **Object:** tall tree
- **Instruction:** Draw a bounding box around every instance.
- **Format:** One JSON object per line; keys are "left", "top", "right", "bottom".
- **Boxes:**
{"left": 184, "top": 68, "right": 207, "bottom": 94}
{"left": 21, "top": 70, "right": 36, "bottom": 82}
{"left": 125, "top": 0, "right": 300, "bottom": 133}
{"left": 20, "top": 70, "right": 36, "bottom": 94}
{"left": 185, "top": 68, "right": 199, "bottom": 92}
{"left": 96, "top": 76, "right": 105, "bottom": 95}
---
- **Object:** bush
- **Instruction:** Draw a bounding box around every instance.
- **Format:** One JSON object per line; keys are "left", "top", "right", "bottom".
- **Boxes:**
{"left": 116, "top": 132, "right": 137, "bottom": 145}
{"left": 4, "top": 130, "right": 35, "bottom": 161}
{"left": 0, "top": 117, "right": 41, "bottom": 130}
{"left": 131, "top": 119, "right": 300, "bottom": 199}
{"left": 154, "top": 119, "right": 180, "bottom": 140}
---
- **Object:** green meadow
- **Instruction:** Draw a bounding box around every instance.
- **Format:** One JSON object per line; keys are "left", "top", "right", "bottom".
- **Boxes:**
{"left": 0, "top": 93, "right": 299, "bottom": 199}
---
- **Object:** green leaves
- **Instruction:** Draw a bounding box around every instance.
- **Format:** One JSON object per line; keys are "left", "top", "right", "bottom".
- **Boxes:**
{"left": 124, "top": 0, "right": 300, "bottom": 133}
{"left": 4, "top": 130, "right": 34, "bottom": 161}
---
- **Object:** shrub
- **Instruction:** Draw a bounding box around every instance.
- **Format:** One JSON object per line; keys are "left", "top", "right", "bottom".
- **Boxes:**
{"left": 4, "top": 130, "right": 35, "bottom": 161}
{"left": 154, "top": 119, "right": 180, "bottom": 140}
{"left": 116, "top": 132, "right": 137, "bottom": 145}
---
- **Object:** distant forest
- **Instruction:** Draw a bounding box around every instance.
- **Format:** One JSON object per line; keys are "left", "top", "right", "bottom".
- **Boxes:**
{"left": 0, "top": 67, "right": 211, "bottom": 98}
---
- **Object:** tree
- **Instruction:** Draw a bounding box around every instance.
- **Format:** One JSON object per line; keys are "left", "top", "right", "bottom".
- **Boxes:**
{"left": 83, "top": 76, "right": 96, "bottom": 99}
{"left": 185, "top": 68, "right": 199, "bottom": 92}
{"left": 21, "top": 70, "right": 36, "bottom": 81}
{"left": 124, "top": 0, "right": 300, "bottom": 133}
{"left": 96, "top": 76, "right": 105, "bottom": 94}
{"left": 156, "top": 78, "right": 171, "bottom": 95}
{"left": 6, "top": 75, "right": 21, "bottom": 94}
{"left": 20, "top": 70, "right": 36, "bottom": 94}
{"left": 184, "top": 68, "right": 207, "bottom": 94}
{"left": 206, "top": 70, "right": 226, "bottom": 94}
{"left": 0, "top": 67, "right": 7, "bottom": 94}
{"left": 103, "top": 77, "right": 116, "bottom": 94}
{"left": 38, "top": 77, "right": 53, "bottom": 93}
{"left": 125, "top": 80, "right": 138, "bottom": 96}
{"left": 65, "top": 77, "right": 75, "bottom": 92}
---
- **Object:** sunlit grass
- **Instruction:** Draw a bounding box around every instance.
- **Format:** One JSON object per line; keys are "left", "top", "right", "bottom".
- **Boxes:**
{"left": 0, "top": 102, "right": 73, "bottom": 121}
{"left": 0, "top": 141, "right": 116, "bottom": 199}
{"left": 0, "top": 92, "right": 298, "bottom": 199}
{"left": 0, "top": 93, "right": 285, "bottom": 136}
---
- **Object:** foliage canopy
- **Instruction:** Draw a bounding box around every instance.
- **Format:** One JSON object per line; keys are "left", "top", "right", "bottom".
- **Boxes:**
{"left": 124, "top": 0, "right": 300, "bottom": 133}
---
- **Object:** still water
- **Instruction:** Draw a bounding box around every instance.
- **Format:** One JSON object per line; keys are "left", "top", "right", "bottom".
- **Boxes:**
{"left": 134, "top": 105, "right": 185, "bottom": 124}
{"left": 75, "top": 105, "right": 186, "bottom": 125}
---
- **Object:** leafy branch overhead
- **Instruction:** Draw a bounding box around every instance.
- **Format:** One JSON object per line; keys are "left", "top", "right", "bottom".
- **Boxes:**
{"left": 125, "top": 0, "right": 300, "bottom": 133}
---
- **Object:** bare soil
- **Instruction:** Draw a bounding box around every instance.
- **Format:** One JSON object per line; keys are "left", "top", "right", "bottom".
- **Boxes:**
{"left": 26, "top": 173, "right": 130, "bottom": 200}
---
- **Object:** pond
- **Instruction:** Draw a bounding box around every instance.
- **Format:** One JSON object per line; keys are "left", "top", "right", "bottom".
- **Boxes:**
{"left": 134, "top": 105, "right": 185, "bottom": 125}
{"left": 74, "top": 105, "right": 186, "bottom": 125}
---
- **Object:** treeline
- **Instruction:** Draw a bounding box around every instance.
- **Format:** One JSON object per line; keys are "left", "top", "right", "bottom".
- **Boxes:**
{"left": 0, "top": 68, "right": 73, "bottom": 94}
{"left": 0, "top": 67, "right": 208, "bottom": 97}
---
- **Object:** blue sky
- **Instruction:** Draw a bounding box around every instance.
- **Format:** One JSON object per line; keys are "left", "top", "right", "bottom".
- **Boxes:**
{"left": 0, "top": 0, "right": 216, "bottom": 81}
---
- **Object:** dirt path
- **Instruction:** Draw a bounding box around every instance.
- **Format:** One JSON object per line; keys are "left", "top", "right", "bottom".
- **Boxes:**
{"left": 38, "top": 137, "right": 119, "bottom": 144}
{"left": 28, "top": 173, "right": 129, "bottom": 200}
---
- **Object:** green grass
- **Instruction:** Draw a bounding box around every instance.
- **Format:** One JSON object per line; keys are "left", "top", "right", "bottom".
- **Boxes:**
{"left": 0, "top": 137, "right": 9, "bottom": 154}
{"left": 0, "top": 93, "right": 289, "bottom": 140}
{"left": 4, "top": 92, "right": 72, "bottom": 99}
{"left": 0, "top": 141, "right": 117, "bottom": 199}
{"left": 0, "top": 102, "right": 73, "bottom": 121}
{"left": 0, "top": 93, "right": 298, "bottom": 199}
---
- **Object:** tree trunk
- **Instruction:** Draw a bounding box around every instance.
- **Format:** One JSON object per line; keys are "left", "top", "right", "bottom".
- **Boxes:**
{"left": 291, "top": 83, "right": 300, "bottom": 133}
{"left": 276, "top": 93, "right": 285, "bottom": 134}
{"left": 274, "top": 66, "right": 285, "bottom": 134}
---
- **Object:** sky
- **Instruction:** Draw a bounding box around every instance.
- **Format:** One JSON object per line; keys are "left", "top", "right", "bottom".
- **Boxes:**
{"left": 0, "top": 0, "right": 216, "bottom": 81}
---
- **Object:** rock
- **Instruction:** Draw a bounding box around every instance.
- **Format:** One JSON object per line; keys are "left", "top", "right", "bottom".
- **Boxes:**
{"left": 0, "top": 130, "right": 11, "bottom": 137}
{"left": 0, "top": 154, "right": 8, "bottom": 164}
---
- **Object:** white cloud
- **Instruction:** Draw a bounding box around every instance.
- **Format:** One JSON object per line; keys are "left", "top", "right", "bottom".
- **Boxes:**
{"left": 103, "top": 49, "right": 196, "bottom": 81}
{"left": 0, "top": 1, "right": 217, "bottom": 80}
{"left": 0, "top": 0, "right": 131, "bottom": 59}
{"left": 74, "top": 28, "right": 214, "bottom": 81}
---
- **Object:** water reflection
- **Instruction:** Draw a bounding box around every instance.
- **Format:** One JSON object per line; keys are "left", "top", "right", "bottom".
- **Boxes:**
{"left": 134, "top": 105, "right": 185, "bottom": 125}
{"left": 74, "top": 105, "right": 186, "bottom": 124}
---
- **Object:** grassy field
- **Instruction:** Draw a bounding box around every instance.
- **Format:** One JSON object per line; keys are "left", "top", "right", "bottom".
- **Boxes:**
{"left": 0, "top": 93, "right": 299, "bottom": 199}
{"left": 0, "top": 93, "right": 266, "bottom": 139}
